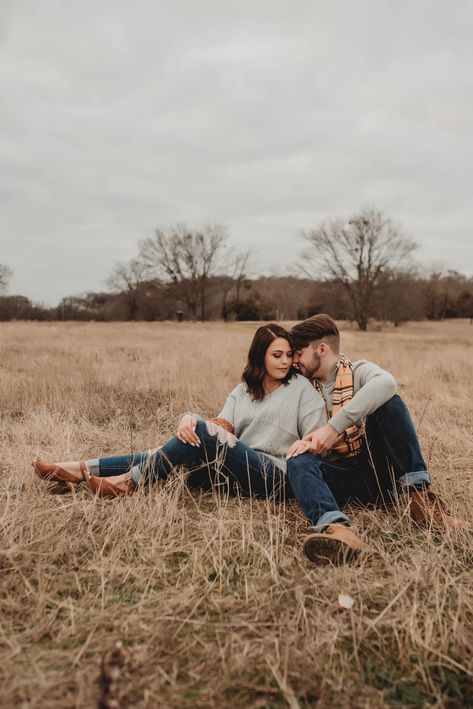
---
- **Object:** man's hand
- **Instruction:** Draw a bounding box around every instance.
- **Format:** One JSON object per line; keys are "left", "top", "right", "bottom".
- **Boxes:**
{"left": 176, "top": 415, "right": 200, "bottom": 446}
{"left": 303, "top": 423, "right": 339, "bottom": 455}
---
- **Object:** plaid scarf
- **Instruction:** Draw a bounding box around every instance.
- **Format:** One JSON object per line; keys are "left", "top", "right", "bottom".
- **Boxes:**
{"left": 314, "top": 354, "right": 365, "bottom": 458}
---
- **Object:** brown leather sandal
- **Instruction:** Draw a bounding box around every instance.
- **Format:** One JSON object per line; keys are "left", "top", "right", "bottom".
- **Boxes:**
{"left": 87, "top": 474, "right": 137, "bottom": 498}
{"left": 32, "top": 459, "right": 89, "bottom": 489}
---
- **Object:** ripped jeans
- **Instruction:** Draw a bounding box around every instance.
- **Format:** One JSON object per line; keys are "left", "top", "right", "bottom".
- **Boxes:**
{"left": 88, "top": 420, "right": 285, "bottom": 499}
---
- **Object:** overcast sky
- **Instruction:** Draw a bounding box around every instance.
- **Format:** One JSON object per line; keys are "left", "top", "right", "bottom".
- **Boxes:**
{"left": 1, "top": 0, "right": 472, "bottom": 305}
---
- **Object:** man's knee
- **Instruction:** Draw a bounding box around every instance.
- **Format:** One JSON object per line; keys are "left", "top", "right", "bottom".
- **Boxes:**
{"left": 371, "top": 394, "right": 409, "bottom": 421}
{"left": 286, "top": 453, "right": 324, "bottom": 483}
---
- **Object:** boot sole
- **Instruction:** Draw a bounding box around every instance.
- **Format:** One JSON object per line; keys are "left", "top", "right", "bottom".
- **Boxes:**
{"left": 303, "top": 535, "right": 358, "bottom": 566}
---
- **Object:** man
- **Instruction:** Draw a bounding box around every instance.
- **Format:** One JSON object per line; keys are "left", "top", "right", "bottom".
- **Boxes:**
{"left": 285, "top": 314, "right": 467, "bottom": 565}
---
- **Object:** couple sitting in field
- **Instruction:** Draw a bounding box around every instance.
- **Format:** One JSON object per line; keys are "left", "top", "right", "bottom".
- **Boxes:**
{"left": 33, "top": 314, "right": 467, "bottom": 565}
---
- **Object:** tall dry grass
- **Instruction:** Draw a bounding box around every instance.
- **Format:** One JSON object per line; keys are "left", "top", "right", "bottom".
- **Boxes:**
{"left": 0, "top": 320, "right": 472, "bottom": 708}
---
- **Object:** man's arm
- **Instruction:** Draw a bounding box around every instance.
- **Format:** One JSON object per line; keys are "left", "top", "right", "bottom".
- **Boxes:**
{"left": 288, "top": 361, "right": 397, "bottom": 458}
{"left": 329, "top": 360, "right": 397, "bottom": 434}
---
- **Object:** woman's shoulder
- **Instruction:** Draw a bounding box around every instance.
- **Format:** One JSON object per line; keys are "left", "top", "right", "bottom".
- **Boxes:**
{"left": 227, "top": 382, "right": 247, "bottom": 398}
{"left": 287, "top": 373, "right": 315, "bottom": 393}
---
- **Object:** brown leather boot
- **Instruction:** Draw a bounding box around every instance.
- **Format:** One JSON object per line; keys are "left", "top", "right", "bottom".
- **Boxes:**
{"left": 32, "top": 459, "right": 89, "bottom": 492}
{"left": 404, "top": 490, "right": 470, "bottom": 531}
{"left": 87, "top": 473, "right": 137, "bottom": 498}
{"left": 303, "top": 523, "right": 367, "bottom": 565}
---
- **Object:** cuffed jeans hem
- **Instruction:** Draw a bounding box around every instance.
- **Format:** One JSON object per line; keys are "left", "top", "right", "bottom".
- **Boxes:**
{"left": 312, "top": 510, "right": 350, "bottom": 533}
{"left": 398, "top": 471, "right": 431, "bottom": 490}
{"left": 87, "top": 459, "right": 100, "bottom": 476}
{"left": 130, "top": 465, "right": 142, "bottom": 485}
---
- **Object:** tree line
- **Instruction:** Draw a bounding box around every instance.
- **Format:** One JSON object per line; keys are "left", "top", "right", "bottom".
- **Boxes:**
{"left": 2, "top": 208, "right": 473, "bottom": 328}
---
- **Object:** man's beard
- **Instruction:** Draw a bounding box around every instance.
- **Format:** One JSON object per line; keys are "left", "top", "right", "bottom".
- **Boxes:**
{"left": 299, "top": 352, "right": 321, "bottom": 378}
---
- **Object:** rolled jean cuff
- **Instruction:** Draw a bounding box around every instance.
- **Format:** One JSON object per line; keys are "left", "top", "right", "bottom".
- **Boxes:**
{"left": 313, "top": 510, "right": 350, "bottom": 532}
{"left": 87, "top": 458, "right": 100, "bottom": 476}
{"left": 398, "top": 471, "right": 431, "bottom": 490}
{"left": 130, "top": 464, "right": 142, "bottom": 485}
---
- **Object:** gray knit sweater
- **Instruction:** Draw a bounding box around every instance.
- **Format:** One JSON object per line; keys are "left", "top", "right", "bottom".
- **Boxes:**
{"left": 199, "top": 374, "right": 325, "bottom": 472}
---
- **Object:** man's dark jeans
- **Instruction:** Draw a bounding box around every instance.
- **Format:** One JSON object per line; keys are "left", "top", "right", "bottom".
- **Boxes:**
{"left": 286, "top": 395, "right": 432, "bottom": 530}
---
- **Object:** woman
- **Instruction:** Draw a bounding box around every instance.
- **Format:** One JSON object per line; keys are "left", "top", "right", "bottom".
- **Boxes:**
{"left": 34, "top": 324, "right": 324, "bottom": 499}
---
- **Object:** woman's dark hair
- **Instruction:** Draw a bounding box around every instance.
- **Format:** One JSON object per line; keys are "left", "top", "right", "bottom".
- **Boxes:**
{"left": 242, "top": 323, "right": 295, "bottom": 402}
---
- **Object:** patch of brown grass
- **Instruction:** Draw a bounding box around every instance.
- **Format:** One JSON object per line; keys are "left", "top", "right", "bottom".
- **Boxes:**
{"left": 1, "top": 320, "right": 472, "bottom": 708}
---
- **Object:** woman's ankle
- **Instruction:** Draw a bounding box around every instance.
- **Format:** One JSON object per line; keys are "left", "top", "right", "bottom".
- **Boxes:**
{"left": 57, "top": 461, "right": 87, "bottom": 481}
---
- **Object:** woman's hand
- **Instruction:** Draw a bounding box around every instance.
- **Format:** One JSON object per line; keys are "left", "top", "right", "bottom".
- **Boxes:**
{"left": 287, "top": 424, "right": 339, "bottom": 459}
{"left": 176, "top": 415, "right": 201, "bottom": 446}
{"left": 303, "top": 423, "right": 338, "bottom": 454}
{"left": 286, "top": 439, "right": 310, "bottom": 459}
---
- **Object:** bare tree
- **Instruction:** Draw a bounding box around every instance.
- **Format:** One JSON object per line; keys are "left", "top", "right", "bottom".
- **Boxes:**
{"left": 232, "top": 247, "right": 252, "bottom": 304}
{"left": 0, "top": 264, "right": 12, "bottom": 293}
{"left": 423, "top": 269, "right": 470, "bottom": 321}
{"left": 139, "top": 223, "right": 228, "bottom": 320}
{"left": 107, "top": 260, "right": 150, "bottom": 320}
{"left": 301, "top": 207, "right": 417, "bottom": 330}
{"left": 220, "top": 247, "right": 253, "bottom": 319}
{"left": 457, "top": 289, "right": 473, "bottom": 323}
{"left": 373, "top": 267, "right": 425, "bottom": 326}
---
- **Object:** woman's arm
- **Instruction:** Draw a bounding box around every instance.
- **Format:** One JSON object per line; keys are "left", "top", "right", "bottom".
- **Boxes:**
{"left": 287, "top": 383, "right": 326, "bottom": 459}
{"left": 214, "top": 389, "right": 237, "bottom": 432}
{"left": 176, "top": 388, "right": 238, "bottom": 444}
{"left": 297, "top": 384, "right": 326, "bottom": 438}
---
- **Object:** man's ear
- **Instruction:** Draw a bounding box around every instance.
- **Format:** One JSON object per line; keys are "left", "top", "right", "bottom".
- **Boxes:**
{"left": 319, "top": 342, "right": 328, "bottom": 356}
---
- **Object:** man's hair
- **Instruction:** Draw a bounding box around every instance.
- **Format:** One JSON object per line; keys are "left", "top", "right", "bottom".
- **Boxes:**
{"left": 291, "top": 314, "right": 340, "bottom": 353}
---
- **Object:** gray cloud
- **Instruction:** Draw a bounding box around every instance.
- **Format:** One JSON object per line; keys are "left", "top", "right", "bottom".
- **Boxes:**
{"left": 1, "top": 0, "right": 472, "bottom": 304}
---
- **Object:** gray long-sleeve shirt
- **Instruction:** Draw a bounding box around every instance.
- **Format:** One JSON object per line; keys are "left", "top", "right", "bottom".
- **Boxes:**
{"left": 314, "top": 359, "right": 397, "bottom": 434}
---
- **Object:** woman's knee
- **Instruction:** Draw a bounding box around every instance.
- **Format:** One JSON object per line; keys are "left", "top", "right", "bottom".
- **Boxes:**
{"left": 195, "top": 419, "right": 236, "bottom": 447}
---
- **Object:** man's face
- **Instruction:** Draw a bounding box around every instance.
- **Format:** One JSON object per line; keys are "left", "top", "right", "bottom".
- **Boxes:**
{"left": 293, "top": 344, "right": 322, "bottom": 378}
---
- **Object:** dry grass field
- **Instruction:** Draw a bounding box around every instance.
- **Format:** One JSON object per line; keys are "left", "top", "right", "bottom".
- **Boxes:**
{"left": 1, "top": 320, "right": 472, "bottom": 708}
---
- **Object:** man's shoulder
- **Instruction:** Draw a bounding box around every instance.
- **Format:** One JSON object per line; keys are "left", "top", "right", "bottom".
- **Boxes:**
{"left": 352, "top": 359, "right": 395, "bottom": 386}
{"left": 352, "top": 359, "right": 373, "bottom": 371}
{"left": 352, "top": 359, "right": 390, "bottom": 373}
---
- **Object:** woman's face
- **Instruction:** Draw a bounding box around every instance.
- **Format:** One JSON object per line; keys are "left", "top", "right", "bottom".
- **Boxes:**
{"left": 263, "top": 337, "right": 293, "bottom": 380}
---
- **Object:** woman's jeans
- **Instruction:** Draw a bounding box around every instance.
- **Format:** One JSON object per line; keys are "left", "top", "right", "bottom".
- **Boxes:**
{"left": 90, "top": 420, "right": 285, "bottom": 500}
{"left": 286, "top": 395, "right": 432, "bottom": 531}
